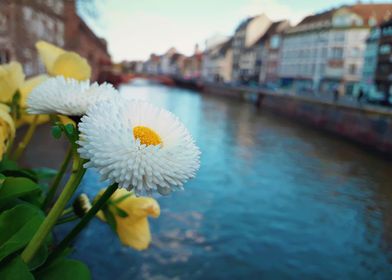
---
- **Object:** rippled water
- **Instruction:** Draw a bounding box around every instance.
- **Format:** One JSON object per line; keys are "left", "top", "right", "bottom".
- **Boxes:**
{"left": 64, "top": 80, "right": 392, "bottom": 279}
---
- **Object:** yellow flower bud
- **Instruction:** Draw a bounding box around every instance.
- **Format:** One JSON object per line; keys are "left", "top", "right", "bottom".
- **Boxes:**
{"left": 0, "top": 62, "right": 25, "bottom": 103}
{"left": 96, "top": 188, "right": 160, "bottom": 251}
{"left": 36, "top": 40, "right": 91, "bottom": 81}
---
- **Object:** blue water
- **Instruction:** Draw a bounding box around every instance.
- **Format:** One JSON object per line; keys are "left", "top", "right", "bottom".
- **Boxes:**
{"left": 65, "top": 80, "right": 392, "bottom": 279}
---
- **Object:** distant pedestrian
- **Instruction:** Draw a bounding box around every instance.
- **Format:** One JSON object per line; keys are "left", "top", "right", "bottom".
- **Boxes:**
{"left": 333, "top": 87, "right": 339, "bottom": 102}
{"left": 357, "top": 88, "right": 364, "bottom": 103}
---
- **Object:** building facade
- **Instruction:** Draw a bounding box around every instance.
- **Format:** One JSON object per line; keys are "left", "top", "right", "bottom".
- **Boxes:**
{"left": 232, "top": 14, "right": 272, "bottom": 84}
{"left": 0, "top": 0, "right": 65, "bottom": 76}
{"left": 158, "top": 47, "right": 177, "bottom": 75}
{"left": 182, "top": 45, "right": 202, "bottom": 80}
{"left": 375, "top": 19, "right": 392, "bottom": 103}
{"left": 201, "top": 38, "right": 233, "bottom": 83}
{"left": 279, "top": 3, "right": 392, "bottom": 95}
{"left": 360, "top": 27, "right": 381, "bottom": 96}
{"left": 257, "top": 20, "right": 290, "bottom": 85}
{"left": 64, "top": 0, "right": 111, "bottom": 81}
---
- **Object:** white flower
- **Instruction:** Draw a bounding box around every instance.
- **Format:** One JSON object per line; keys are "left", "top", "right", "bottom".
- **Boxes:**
{"left": 77, "top": 98, "right": 201, "bottom": 195}
{"left": 27, "top": 76, "right": 117, "bottom": 116}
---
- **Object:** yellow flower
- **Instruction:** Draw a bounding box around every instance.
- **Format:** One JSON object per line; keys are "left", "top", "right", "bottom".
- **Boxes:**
{"left": 0, "top": 105, "right": 15, "bottom": 160}
{"left": 19, "top": 75, "right": 48, "bottom": 107}
{"left": 36, "top": 41, "right": 91, "bottom": 81}
{"left": 96, "top": 188, "right": 160, "bottom": 250}
{"left": 16, "top": 75, "right": 49, "bottom": 127}
{"left": 0, "top": 62, "right": 25, "bottom": 103}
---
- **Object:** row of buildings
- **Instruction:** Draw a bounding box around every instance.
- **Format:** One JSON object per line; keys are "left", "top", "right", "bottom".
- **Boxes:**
{"left": 0, "top": 0, "right": 111, "bottom": 81}
{"left": 141, "top": 3, "right": 392, "bottom": 100}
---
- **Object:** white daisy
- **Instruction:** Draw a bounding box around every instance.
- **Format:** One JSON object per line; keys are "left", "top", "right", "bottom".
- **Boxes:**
{"left": 27, "top": 76, "right": 117, "bottom": 116}
{"left": 77, "top": 98, "right": 201, "bottom": 195}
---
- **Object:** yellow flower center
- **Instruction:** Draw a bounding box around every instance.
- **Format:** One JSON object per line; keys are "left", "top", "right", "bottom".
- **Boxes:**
{"left": 133, "top": 126, "right": 162, "bottom": 146}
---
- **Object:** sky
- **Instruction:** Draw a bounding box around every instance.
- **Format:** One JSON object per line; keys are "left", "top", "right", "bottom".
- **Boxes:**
{"left": 81, "top": 0, "right": 390, "bottom": 62}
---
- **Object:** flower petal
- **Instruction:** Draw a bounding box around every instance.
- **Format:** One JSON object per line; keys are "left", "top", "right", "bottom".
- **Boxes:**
{"left": 116, "top": 216, "right": 151, "bottom": 250}
{"left": 36, "top": 41, "right": 65, "bottom": 73}
{"left": 0, "top": 107, "right": 15, "bottom": 160}
{"left": 118, "top": 196, "right": 161, "bottom": 219}
{"left": 0, "top": 62, "right": 25, "bottom": 102}
{"left": 52, "top": 52, "right": 91, "bottom": 81}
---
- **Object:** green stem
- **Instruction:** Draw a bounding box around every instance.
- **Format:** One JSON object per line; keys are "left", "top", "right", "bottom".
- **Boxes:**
{"left": 56, "top": 215, "right": 80, "bottom": 225}
{"left": 47, "top": 183, "right": 118, "bottom": 264}
{"left": 12, "top": 115, "right": 39, "bottom": 161}
{"left": 42, "top": 146, "right": 73, "bottom": 210}
{"left": 61, "top": 207, "right": 74, "bottom": 217}
{"left": 21, "top": 156, "right": 86, "bottom": 264}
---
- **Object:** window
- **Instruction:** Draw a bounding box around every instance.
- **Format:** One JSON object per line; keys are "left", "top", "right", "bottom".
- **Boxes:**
{"left": 0, "top": 11, "right": 7, "bottom": 32}
{"left": 379, "top": 44, "right": 391, "bottom": 55}
{"left": 0, "top": 49, "right": 10, "bottom": 64}
{"left": 351, "top": 47, "right": 360, "bottom": 57}
{"left": 334, "top": 31, "right": 345, "bottom": 42}
{"left": 270, "top": 35, "right": 280, "bottom": 49}
{"left": 348, "top": 64, "right": 357, "bottom": 75}
{"left": 331, "top": 47, "right": 343, "bottom": 59}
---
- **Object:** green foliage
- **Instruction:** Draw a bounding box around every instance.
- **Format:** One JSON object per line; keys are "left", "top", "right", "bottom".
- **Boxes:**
{"left": 102, "top": 206, "right": 117, "bottom": 231}
{"left": 51, "top": 125, "right": 62, "bottom": 139}
{"left": 0, "top": 172, "right": 92, "bottom": 278}
{"left": 0, "top": 204, "right": 44, "bottom": 262}
{"left": 113, "top": 205, "right": 128, "bottom": 218}
{"left": 32, "top": 168, "right": 57, "bottom": 181}
{"left": 0, "top": 177, "right": 42, "bottom": 205}
{"left": 34, "top": 258, "right": 91, "bottom": 280}
{"left": 0, "top": 256, "right": 34, "bottom": 280}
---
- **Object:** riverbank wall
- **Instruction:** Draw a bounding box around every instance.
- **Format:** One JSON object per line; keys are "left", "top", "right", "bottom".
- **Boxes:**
{"left": 200, "top": 83, "right": 392, "bottom": 157}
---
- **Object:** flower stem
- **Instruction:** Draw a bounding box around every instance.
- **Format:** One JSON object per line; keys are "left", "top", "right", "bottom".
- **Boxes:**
{"left": 12, "top": 115, "right": 39, "bottom": 161}
{"left": 56, "top": 215, "right": 80, "bottom": 225}
{"left": 47, "top": 183, "right": 118, "bottom": 264}
{"left": 21, "top": 156, "right": 86, "bottom": 264}
{"left": 42, "top": 146, "right": 73, "bottom": 210}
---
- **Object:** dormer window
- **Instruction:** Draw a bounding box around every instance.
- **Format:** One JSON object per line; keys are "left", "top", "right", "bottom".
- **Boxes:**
{"left": 368, "top": 17, "right": 377, "bottom": 27}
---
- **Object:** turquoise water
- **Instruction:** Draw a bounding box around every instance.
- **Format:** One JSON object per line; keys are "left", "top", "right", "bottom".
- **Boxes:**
{"left": 65, "top": 80, "right": 392, "bottom": 279}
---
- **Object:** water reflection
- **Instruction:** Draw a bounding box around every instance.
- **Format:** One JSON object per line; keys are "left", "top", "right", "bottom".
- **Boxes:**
{"left": 63, "top": 79, "right": 392, "bottom": 279}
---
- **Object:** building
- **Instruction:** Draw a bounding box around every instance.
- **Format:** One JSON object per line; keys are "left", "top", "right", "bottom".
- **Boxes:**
{"left": 232, "top": 14, "right": 272, "bottom": 84}
{"left": 0, "top": 0, "right": 65, "bottom": 76}
{"left": 279, "top": 3, "right": 392, "bottom": 95}
{"left": 257, "top": 20, "right": 290, "bottom": 85}
{"left": 158, "top": 47, "right": 178, "bottom": 75}
{"left": 0, "top": 0, "right": 111, "bottom": 81}
{"left": 360, "top": 27, "right": 381, "bottom": 96}
{"left": 64, "top": 0, "right": 111, "bottom": 81}
{"left": 168, "top": 53, "right": 186, "bottom": 77}
{"left": 182, "top": 45, "right": 203, "bottom": 80}
{"left": 375, "top": 19, "right": 392, "bottom": 103}
{"left": 143, "top": 54, "right": 161, "bottom": 74}
{"left": 201, "top": 38, "right": 233, "bottom": 83}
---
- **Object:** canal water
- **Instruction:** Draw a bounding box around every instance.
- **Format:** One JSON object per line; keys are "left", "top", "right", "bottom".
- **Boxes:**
{"left": 67, "top": 79, "right": 392, "bottom": 279}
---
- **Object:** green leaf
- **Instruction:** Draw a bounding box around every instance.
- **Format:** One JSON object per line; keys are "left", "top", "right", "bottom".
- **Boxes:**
{"left": 35, "top": 258, "right": 91, "bottom": 280}
{"left": 51, "top": 125, "right": 62, "bottom": 139}
{"left": 0, "top": 256, "right": 34, "bottom": 280}
{"left": 0, "top": 158, "right": 19, "bottom": 172}
{"left": 0, "top": 174, "right": 6, "bottom": 188}
{"left": 0, "top": 177, "right": 41, "bottom": 205}
{"left": 113, "top": 205, "right": 128, "bottom": 218}
{"left": 64, "top": 124, "right": 75, "bottom": 137}
{"left": 1, "top": 169, "right": 38, "bottom": 183}
{"left": 0, "top": 204, "right": 44, "bottom": 262}
{"left": 33, "top": 168, "right": 58, "bottom": 180}
{"left": 103, "top": 206, "right": 117, "bottom": 231}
